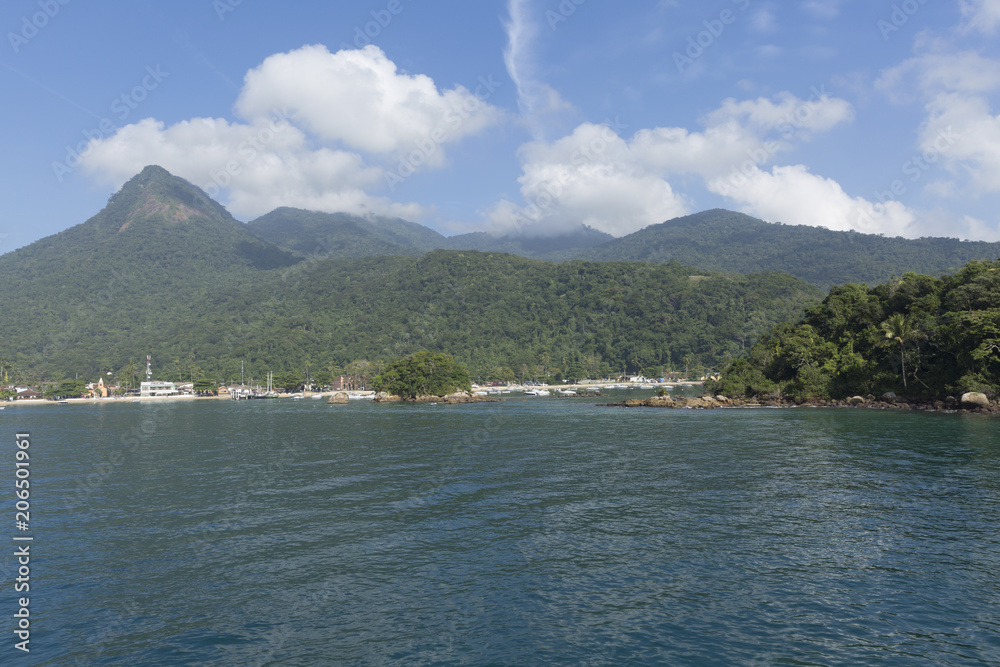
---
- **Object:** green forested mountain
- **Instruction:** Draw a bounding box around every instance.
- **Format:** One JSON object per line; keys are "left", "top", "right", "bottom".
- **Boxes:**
{"left": 0, "top": 165, "right": 297, "bottom": 378}
{"left": 247, "top": 207, "right": 445, "bottom": 257}
{"left": 0, "top": 166, "right": 821, "bottom": 383}
{"left": 711, "top": 260, "right": 1000, "bottom": 401}
{"left": 17, "top": 164, "right": 995, "bottom": 389}
{"left": 554, "top": 210, "right": 1000, "bottom": 289}
{"left": 248, "top": 207, "right": 615, "bottom": 259}
{"left": 190, "top": 251, "right": 819, "bottom": 384}
{"left": 249, "top": 206, "right": 1000, "bottom": 290}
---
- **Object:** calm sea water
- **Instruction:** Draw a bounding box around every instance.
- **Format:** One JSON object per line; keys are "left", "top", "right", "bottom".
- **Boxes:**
{"left": 4, "top": 395, "right": 1000, "bottom": 665}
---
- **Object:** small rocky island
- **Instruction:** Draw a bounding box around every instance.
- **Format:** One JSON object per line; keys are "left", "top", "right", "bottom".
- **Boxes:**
{"left": 330, "top": 351, "right": 499, "bottom": 405}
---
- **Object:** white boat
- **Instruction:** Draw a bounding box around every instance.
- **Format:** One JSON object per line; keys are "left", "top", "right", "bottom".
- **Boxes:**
{"left": 557, "top": 389, "right": 577, "bottom": 396}
{"left": 348, "top": 392, "right": 374, "bottom": 400}
{"left": 524, "top": 389, "right": 551, "bottom": 396}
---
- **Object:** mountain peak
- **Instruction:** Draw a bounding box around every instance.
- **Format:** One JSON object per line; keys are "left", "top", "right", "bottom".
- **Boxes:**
{"left": 100, "top": 165, "right": 235, "bottom": 235}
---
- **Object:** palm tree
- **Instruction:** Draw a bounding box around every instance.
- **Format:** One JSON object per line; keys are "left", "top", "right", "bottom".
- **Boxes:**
{"left": 880, "top": 313, "right": 920, "bottom": 390}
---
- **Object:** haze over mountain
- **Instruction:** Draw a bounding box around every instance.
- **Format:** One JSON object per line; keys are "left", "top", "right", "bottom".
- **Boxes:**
{"left": 247, "top": 207, "right": 615, "bottom": 260}
{"left": 248, "top": 208, "right": 443, "bottom": 259}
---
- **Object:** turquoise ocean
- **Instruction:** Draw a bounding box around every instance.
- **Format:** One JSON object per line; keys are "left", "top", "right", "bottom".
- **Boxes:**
{"left": 4, "top": 394, "right": 1000, "bottom": 665}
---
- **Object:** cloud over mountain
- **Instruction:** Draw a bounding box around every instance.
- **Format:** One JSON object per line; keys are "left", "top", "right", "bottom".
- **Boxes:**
{"left": 79, "top": 45, "right": 503, "bottom": 222}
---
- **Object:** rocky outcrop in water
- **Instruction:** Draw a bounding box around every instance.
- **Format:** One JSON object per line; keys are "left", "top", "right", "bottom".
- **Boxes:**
{"left": 373, "top": 391, "right": 500, "bottom": 404}
{"left": 602, "top": 393, "right": 999, "bottom": 413}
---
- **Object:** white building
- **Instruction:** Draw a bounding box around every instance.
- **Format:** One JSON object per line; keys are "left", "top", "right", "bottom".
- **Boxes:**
{"left": 140, "top": 381, "right": 178, "bottom": 397}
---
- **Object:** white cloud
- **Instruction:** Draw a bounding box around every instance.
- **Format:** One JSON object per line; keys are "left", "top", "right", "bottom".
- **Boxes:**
{"left": 959, "top": 214, "right": 1000, "bottom": 241}
{"left": 878, "top": 49, "right": 1000, "bottom": 196}
{"left": 802, "top": 0, "right": 841, "bottom": 19}
{"left": 503, "top": 0, "right": 575, "bottom": 139}
{"left": 920, "top": 93, "right": 1000, "bottom": 193}
{"left": 876, "top": 50, "right": 1000, "bottom": 98}
{"left": 961, "top": 0, "right": 1000, "bottom": 33}
{"left": 488, "top": 123, "right": 689, "bottom": 236}
{"left": 493, "top": 92, "right": 873, "bottom": 237}
{"left": 79, "top": 116, "right": 422, "bottom": 221}
{"left": 79, "top": 45, "right": 502, "bottom": 221}
{"left": 708, "top": 164, "right": 917, "bottom": 237}
{"left": 750, "top": 6, "right": 778, "bottom": 32}
{"left": 706, "top": 92, "right": 854, "bottom": 136}
{"left": 236, "top": 45, "right": 501, "bottom": 161}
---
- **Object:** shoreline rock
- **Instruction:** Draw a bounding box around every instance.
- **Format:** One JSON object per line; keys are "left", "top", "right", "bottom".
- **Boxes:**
{"left": 961, "top": 392, "right": 990, "bottom": 410}
{"left": 373, "top": 391, "right": 500, "bottom": 404}
{"left": 600, "top": 393, "right": 999, "bottom": 414}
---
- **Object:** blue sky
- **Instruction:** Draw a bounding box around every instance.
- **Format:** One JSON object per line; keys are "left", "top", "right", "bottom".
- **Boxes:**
{"left": 2, "top": 0, "right": 1000, "bottom": 252}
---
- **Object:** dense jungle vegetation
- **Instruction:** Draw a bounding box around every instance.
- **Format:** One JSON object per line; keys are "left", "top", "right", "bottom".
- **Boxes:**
{"left": 709, "top": 260, "right": 1000, "bottom": 401}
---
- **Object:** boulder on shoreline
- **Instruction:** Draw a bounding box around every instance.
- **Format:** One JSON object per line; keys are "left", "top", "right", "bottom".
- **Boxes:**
{"left": 961, "top": 392, "right": 990, "bottom": 410}
{"left": 327, "top": 392, "right": 349, "bottom": 404}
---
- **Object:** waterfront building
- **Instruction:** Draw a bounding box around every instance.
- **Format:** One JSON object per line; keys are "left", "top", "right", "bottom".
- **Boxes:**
{"left": 140, "top": 381, "right": 178, "bottom": 397}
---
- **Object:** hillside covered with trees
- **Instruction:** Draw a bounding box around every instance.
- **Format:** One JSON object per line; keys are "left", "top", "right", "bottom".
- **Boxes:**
{"left": 0, "top": 167, "right": 821, "bottom": 387}
{"left": 555, "top": 210, "right": 1000, "bottom": 289}
{"left": 710, "top": 260, "right": 1000, "bottom": 401}
{"left": 245, "top": 205, "right": 1000, "bottom": 290}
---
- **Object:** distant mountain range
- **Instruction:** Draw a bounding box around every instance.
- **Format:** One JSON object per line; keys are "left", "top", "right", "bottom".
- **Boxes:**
{"left": 246, "top": 207, "right": 615, "bottom": 261}
{"left": 246, "top": 203, "right": 1000, "bottom": 291}
{"left": 554, "top": 210, "right": 1000, "bottom": 289}
{"left": 0, "top": 166, "right": 821, "bottom": 381}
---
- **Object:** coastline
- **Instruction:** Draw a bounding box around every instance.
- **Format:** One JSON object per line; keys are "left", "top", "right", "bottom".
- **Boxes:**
{"left": 0, "top": 381, "right": 703, "bottom": 410}
{"left": 3, "top": 394, "right": 231, "bottom": 407}
{"left": 601, "top": 394, "right": 999, "bottom": 415}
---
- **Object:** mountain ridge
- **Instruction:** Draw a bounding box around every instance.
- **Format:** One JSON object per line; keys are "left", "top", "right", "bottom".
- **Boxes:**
{"left": 550, "top": 209, "right": 1000, "bottom": 289}
{"left": 245, "top": 203, "right": 1000, "bottom": 289}
{"left": 0, "top": 166, "right": 821, "bottom": 381}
